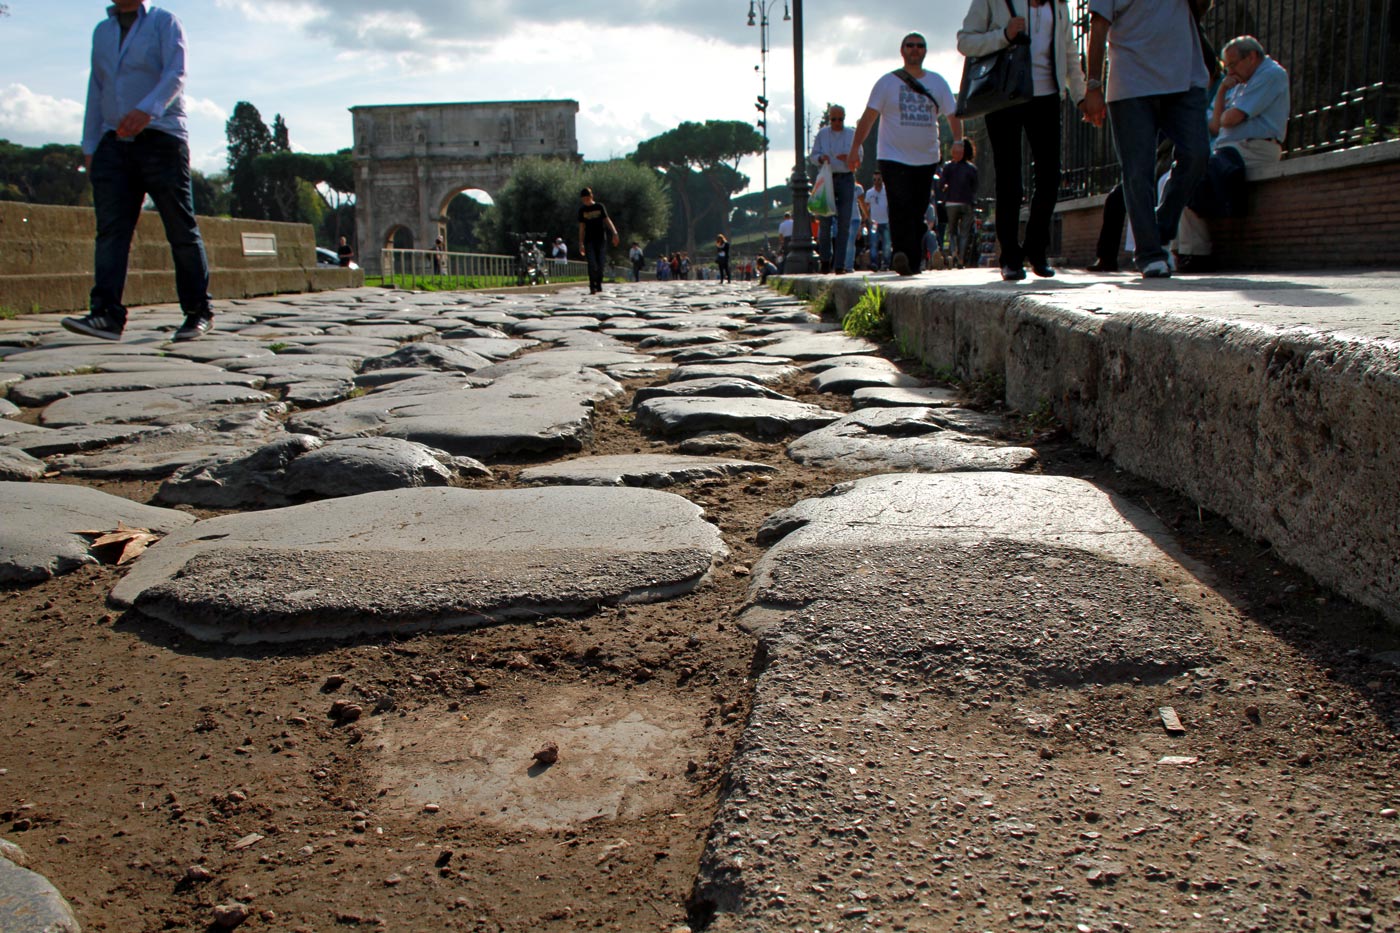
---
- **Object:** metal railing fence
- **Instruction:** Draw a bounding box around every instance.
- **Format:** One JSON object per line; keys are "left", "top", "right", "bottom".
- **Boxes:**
{"left": 379, "top": 248, "right": 592, "bottom": 290}
{"left": 1055, "top": 0, "right": 1399, "bottom": 200}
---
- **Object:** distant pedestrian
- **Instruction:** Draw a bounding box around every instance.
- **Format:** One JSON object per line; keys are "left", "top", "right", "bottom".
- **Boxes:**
{"left": 810, "top": 104, "right": 857, "bottom": 273}
{"left": 940, "top": 139, "right": 978, "bottom": 268}
{"left": 64, "top": 0, "right": 214, "bottom": 342}
{"left": 432, "top": 235, "right": 446, "bottom": 274}
{"left": 847, "top": 32, "right": 963, "bottom": 275}
{"left": 959, "top": 0, "right": 1086, "bottom": 280}
{"left": 628, "top": 242, "right": 644, "bottom": 281}
{"left": 336, "top": 235, "right": 354, "bottom": 267}
{"left": 577, "top": 187, "right": 619, "bottom": 294}
{"left": 1082, "top": 0, "right": 1211, "bottom": 278}
{"left": 656, "top": 256, "right": 672, "bottom": 280}
{"left": 864, "top": 172, "right": 891, "bottom": 269}
{"left": 715, "top": 234, "right": 731, "bottom": 283}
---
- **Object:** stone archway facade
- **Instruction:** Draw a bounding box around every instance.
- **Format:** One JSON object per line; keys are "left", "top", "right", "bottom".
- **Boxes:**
{"left": 350, "top": 100, "right": 580, "bottom": 274}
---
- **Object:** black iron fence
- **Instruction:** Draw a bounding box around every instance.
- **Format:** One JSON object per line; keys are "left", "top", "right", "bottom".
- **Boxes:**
{"left": 1057, "top": 0, "right": 1400, "bottom": 200}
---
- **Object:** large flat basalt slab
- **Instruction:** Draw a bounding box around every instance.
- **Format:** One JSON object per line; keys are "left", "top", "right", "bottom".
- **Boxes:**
{"left": 634, "top": 397, "right": 840, "bottom": 437}
{"left": 693, "top": 473, "right": 1224, "bottom": 930}
{"left": 786, "top": 407, "right": 1037, "bottom": 472}
{"left": 518, "top": 454, "right": 776, "bottom": 487}
{"left": 110, "top": 487, "right": 727, "bottom": 643}
{"left": 9, "top": 369, "right": 267, "bottom": 407}
{"left": 0, "top": 481, "right": 196, "bottom": 583}
{"left": 288, "top": 369, "right": 621, "bottom": 458}
{"left": 40, "top": 384, "right": 280, "bottom": 427}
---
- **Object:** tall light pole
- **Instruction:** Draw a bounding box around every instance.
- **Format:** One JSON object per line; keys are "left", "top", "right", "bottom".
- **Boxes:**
{"left": 747, "top": 0, "right": 788, "bottom": 227}
{"left": 784, "top": 0, "right": 818, "bottom": 273}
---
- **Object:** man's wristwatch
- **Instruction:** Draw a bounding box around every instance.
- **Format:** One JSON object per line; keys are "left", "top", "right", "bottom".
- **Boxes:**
{"left": 1086, "top": 78, "right": 1104, "bottom": 91}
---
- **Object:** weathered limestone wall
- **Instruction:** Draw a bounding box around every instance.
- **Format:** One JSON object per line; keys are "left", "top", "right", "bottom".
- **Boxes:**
{"left": 0, "top": 202, "right": 361, "bottom": 313}
{"left": 783, "top": 276, "right": 1400, "bottom": 625}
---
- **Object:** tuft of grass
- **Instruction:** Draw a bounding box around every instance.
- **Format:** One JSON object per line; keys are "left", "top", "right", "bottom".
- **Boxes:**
{"left": 267, "top": 342, "right": 289, "bottom": 353}
{"left": 841, "top": 283, "right": 890, "bottom": 341}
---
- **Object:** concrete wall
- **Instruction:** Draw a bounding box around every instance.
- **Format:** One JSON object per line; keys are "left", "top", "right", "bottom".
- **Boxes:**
{"left": 0, "top": 202, "right": 362, "bottom": 313}
{"left": 1054, "top": 140, "right": 1400, "bottom": 269}
{"left": 781, "top": 275, "right": 1400, "bottom": 626}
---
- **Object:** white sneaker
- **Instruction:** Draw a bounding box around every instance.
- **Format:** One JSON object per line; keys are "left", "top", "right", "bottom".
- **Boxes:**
{"left": 1141, "top": 260, "right": 1171, "bottom": 279}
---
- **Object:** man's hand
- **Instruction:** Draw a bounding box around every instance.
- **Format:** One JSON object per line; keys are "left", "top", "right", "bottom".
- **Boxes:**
{"left": 816, "top": 154, "right": 829, "bottom": 164}
{"left": 1221, "top": 73, "right": 1242, "bottom": 93}
{"left": 578, "top": 243, "right": 586, "bottom": 257}
{"left": 846, "top": 149, "right": 861, "bottom": 172}
{"left": 84, "top": 154, "right": 93, "bottom": 172}
{"left": 116, "top": 109, "right": 151, "bottom": 138}
{"left": 1081, "top": 89, "right": 1106, "bottom": 127}
{"left": 1005, "top": 16, "right": 1027, "bottom": 40}
{"left": 610, "top": 233, "right": 619, "bottom": 247}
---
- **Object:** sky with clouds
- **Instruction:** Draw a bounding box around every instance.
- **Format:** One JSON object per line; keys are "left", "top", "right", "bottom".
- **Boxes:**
{"left": 1, "top": 0, "right": 970, "bottom": 196}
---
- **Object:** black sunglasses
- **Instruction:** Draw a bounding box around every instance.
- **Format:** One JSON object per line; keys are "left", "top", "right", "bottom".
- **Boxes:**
{"left": 904, "top": 41, "right": 926, "bottom": 48}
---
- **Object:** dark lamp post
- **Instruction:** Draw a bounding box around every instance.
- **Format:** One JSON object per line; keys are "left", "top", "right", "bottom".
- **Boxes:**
{"left": 783, "top": 0, "right": 818, "bottom": 274}
{"left": 747, "top": 0, "right": 789, "bottom": 227}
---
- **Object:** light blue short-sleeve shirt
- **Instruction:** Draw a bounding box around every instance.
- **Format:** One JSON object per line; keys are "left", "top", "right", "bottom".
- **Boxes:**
{"left": 1217, "top": 56, "right": 1290, "bottom": 145}
{"left": 1088, "top": 0, "right": 1209, "bottom": 102}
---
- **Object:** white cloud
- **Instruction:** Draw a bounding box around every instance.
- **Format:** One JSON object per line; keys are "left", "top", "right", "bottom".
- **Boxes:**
{"left": 0, "top": 84, "right": 84, "bottom": 145}
{"left": 185, "top": 97, "right": 229, "bottom": 123}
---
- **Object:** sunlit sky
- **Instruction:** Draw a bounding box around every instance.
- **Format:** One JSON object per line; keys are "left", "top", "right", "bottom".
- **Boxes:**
{"left": 2, "top": 0, "right": 969, "bottom": 196}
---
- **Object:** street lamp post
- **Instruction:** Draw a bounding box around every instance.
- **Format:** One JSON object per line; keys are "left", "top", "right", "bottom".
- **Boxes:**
{"left": 747, "top": 0, "right": 788, "bottom": 228}
{"left": 784, "top": 0, "right": 818, "bottom": 274}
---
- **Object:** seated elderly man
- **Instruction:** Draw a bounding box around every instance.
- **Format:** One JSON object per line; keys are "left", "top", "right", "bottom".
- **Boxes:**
{"left": 1176, "top": 35, "right": 1290, "bottom": 272}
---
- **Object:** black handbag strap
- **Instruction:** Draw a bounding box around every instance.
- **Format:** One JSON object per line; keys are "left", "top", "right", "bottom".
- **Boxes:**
{"left": 892, "top": 69, "right": 940, "bottom": 112}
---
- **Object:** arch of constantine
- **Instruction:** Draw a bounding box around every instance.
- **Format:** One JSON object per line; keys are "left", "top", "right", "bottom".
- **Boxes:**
{"left": 350, "top": 100, "right": 580, "bottom": 274}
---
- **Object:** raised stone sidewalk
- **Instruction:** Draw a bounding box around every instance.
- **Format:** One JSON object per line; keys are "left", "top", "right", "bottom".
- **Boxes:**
{"left": 780, "top": 269, "right": 1400, "bottom": 625}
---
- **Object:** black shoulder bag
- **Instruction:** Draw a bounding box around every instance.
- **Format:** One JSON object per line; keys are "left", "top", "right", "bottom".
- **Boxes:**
{"left": 954, "top": 0, "right": 1034, "bottom": 118}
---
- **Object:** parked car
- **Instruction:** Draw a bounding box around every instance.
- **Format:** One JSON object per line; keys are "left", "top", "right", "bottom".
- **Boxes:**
{"left": 316, "top": 247, "right": 358, "bottom": 270}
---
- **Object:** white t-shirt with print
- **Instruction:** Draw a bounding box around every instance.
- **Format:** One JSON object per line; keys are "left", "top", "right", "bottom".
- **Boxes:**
{"left": 864, "top": 185, "right": 889, "bottom": 224}
{"left": 865, "top": 70, "right": 957, "bottom": 166}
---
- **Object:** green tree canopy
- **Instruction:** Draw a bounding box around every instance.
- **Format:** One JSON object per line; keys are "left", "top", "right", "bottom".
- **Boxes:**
{"left": 475, "top": 157, "right": 668, "bottom": 261}
{"left": 632, "top": 120, "right": 765, "bottom": 253}
{"left": 0, "top": 139, "right": 88, "bottom": 206}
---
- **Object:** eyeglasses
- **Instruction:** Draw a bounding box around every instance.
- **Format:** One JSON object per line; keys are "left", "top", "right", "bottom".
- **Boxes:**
{"left": 904, "top": 42, "right": 926, "bottom": 48}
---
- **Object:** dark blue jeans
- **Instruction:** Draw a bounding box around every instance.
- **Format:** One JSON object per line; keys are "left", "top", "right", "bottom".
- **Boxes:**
{"left": 816, "top": 171, "right": 855, "bottom": 270}
{"left": 584, "top": 239, "right": 606, "bottom": 290}
{"left": 90, "top": 130, "right": 211, "bottom": 324}
{"left": 1107, "top": 88, "right": 1210, "bottom": 268}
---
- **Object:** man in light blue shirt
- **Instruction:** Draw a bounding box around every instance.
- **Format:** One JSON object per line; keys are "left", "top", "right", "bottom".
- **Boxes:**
{"left": 64, "top": 0, "right": 214, "bottom": 342}
{"left": 1081, "top": 0, "right": 1212, "bottom": 278}
{"left": 1177, "top": 36, "right": 1290, "bottom": 264}
{"left": 809, "top": 105, "right": 857, "bottom": 274}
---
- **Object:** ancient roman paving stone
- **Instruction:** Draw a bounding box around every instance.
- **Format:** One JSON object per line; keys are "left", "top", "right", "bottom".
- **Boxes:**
{"left": 2, "top": 423, "right": 161, "bottom": 457}
{"left": 786, "top": 407, "right": 1038, "bottom": 472}
{"left": 693, "top": 473, "right": 1221, "bottom": 930}
{"left": 751, "top": 332, "right": 880, "bottom": 360}
{"left": 157, "top": 435, "right": 488, "bottom": 508}
{"left": 0, "top": 849, "right": 81, "bottom": 933}
{"left": 0, "top": 447, "right": 45, "bottom": 481}
{"left": 110, "top": 487, "right": 727, "bottom": 644}
{"left": 668, "top": 361, "right": 801, "bottom": 386}
{"left": 361, "top": 342, "right": 494, "bottom": 373}
{"left": 288, "top": 368, "right": 622, "bottom": 458}
{"left": 799, "top": 354, "right": 901, "bottom": 373}
{"left": 851, "top": 385, "right": 961, "bottom": 408}
{"left": 518, "top": 454, "right": 775, "bottom": 487}
{"left": 0, "top": 398, "right": 18, "bottom": 418}
{"left": 39, "top": 384, "right": 281, "bottom": 427}
{"left": 8, "top": 368, "right": 266, "bottom": 407}
{"left": 0, "top": 481, "right": 195, "bottom": 582}
{"left": 809, "top": 365, "right": 926, "bottom": 394}
{"left": 677, "top": 432, "right": 757, "bottom": 454}
{"left": 634, "top": 397, "right": 840, "bottom": 437}
{"left": 631, "top": 377, "right": 793, "bottom": 406}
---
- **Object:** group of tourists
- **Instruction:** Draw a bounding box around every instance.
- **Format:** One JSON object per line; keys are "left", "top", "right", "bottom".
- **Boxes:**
{"left": 784, "top": 0, "right": 1289, "bottom": 282}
